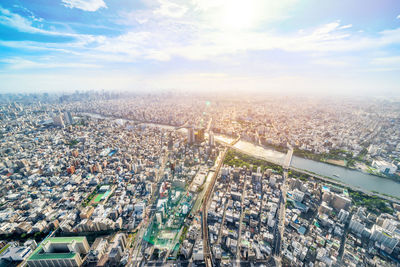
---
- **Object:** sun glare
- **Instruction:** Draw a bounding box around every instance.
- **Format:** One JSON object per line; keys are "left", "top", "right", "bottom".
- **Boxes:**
{"left": 219, "top": 0, "right": 260, "bottom": 31}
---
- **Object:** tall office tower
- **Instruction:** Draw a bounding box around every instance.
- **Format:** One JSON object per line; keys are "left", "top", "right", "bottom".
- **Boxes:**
{"left": 209, "top": 131, "right": 215, "bottom": 146}
{"left": 168, "top": 134, "right": 174, "bottom": 150}
{"left": 195, "top": 128, "right": 205, "bottom": 143}
{"left": 188, "top": 127, "right": 195, "bottom": 144}
{"left": 64, "top": 111, "right": 74, "bottom": 125}
{"left": 52, "top": 115, "right": 65, "bottom": 128}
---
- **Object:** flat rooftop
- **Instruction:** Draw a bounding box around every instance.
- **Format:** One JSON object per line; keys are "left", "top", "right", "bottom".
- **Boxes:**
{"left": 28, "top": 237, "right": 86, "bottom": 261}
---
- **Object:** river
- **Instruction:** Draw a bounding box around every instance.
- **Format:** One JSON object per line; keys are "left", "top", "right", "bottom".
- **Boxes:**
{"left": 81, "top": 113, "right": 400, "bottom": 198}
{"left": 233, "top": 140, "right": 400, "bottom": 198}
{"left": 291, "top": 156, "right": 400, "bottom": 198}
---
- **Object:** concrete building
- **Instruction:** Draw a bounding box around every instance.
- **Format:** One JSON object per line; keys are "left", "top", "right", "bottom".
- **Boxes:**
{"left": 27, "top": 236, "right": 89, "bottom": 267}
{"left": 52, "top": 115, "right": 65, "bottom": 128}
{"left": 372, "top": 160, "right": 397, "bottom": 175}
{"left": 188, "top": 127, "right": 195, "bottom": 144}
{"left": 64, "top": 111, "right": 74, "bottom": 125}
{"left": 370, "top": 224, "right": 399, "bottom": 254}
{"left": 0, "top": 245, "right": 32, "bottom": 263}
{"left": 338, "top": 209, "right": 350, "bottom": 223}
{"left": 192, "top": 239, "right": 204, "bottom": 261}
{"left": 332, "top": 194, "right": 351, "bottom": 210}
{"left": 209, "top": 131, "right": 215, "bottom": 146}
{"left": 349, "top": 215, "right": 365, "bottom": 236}
{"left": 87, "top": 238, "right": 108, "bottom": 264}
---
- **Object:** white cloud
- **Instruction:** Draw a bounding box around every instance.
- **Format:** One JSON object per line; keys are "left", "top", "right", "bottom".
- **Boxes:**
{"left": 0, "top": 57, "right": 100, "bottom": 69}
{"left": 4, "top": 6, "right": 400, "bottom": 67}
{"left": 0, "top": 5, "right": 107, "bottom": 54}
{"left": 61, "top": 0, "right": 107, "bottom": 12}
{"left": 371, "top": 56, "right": 400, "bottom": 66}
{"left": 0, "top": 6, "right": 43, "bottom": 34}
{"left": 3, "top": 0, "right": 400, "bottom": 78}
{"left": 312, "top": 21, "right": 341, "bottom": 35}
{"left": 397, "top": 14, "right": 400, "bottom": 19}
{"left": 379, "top": 28, "right": 400, "bottom": 45}
{"left": 7, "top": 17, "right": 400, "bottom": 68}
{"left": 154, "top": 0, "right": 188, "bottom": 18}
{"left": 0, "top": 6, "right": 80, "bottom": 37}
{"left": 339, "top": 24, "right": 352, "bottom": 29}
{"left": 312, "top": 58, "right": 349, "bottom": 67}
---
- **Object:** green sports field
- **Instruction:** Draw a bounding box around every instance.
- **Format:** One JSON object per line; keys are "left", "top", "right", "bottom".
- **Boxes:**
{"left": 93, "top": 193, "right": 105, "bottom": 203}
{"left": 93, "top": 190, "right": 111, "bottom": 203}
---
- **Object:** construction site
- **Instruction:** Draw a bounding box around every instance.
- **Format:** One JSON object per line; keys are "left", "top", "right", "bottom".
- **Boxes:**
{"left": 142, "top": 179, "right": 196, "bottom": 259}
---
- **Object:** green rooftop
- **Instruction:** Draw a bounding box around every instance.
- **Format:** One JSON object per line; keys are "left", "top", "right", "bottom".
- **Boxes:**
{"left": 29, "top": 252, "right": 77, "bottom": 260}
{"left": 28, "top": 236, "right": 87, "bottom": 261}
{"left": 45, "top": 236, "right": 86, "bottom": 243}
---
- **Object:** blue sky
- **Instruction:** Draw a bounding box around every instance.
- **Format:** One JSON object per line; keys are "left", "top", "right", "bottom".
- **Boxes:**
{"left": 0, "top": 0, "right": 399, "bottom": 94}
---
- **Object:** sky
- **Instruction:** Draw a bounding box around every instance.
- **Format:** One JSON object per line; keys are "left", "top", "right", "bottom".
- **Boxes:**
{"left": 0, "top": 0, "right": 399, "bottom": 95}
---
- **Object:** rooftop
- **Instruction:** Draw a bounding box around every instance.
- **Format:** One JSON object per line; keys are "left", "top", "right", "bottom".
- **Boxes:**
{"left": 28, "top": 237, "right": 86, "bottom": 261}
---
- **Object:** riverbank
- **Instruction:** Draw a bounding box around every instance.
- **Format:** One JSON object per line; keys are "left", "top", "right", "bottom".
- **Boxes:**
{"left": 289, "top": 165, "right": 400, "bottom": 204}
{"left": 224, "top": 149, "right": 399, "bottom": 213}
{"left": 223, "top": 149, "right": 283, "bottom": 174}
{"left": 229, "top": 141, "right": 400, "bottom": 200}
{"left": 254, "top": 140, "right": 400, "bottom": 184}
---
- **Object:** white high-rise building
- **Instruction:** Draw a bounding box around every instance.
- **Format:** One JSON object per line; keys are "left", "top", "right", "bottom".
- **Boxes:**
{"left": 338, "top": 209, "right": 350, "bottom": 223}
{"left": 370, "top": 224, "right": 399, "bottom": 253}
{"left": 208, "top": 131, "right": 215, "bottom": 146}
{"left": 64, "top": 111, "right": 73, "bottom": 125}
{"left": 382, "top": 219, "right": 398, "bottom": 232}
{"left": 349, "top": 215, "right": 365, "bottom": 236}
{"left": 268, "top": 213, "right": 275, "bottom": 228}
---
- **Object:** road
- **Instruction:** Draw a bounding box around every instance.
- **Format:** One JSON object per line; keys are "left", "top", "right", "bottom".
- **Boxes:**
{"left": 206, "top": 118, "right": 213, "bottom": 133}
{"left": 337, "top": 210, "right": 354, "bottom": 264}
{"left": 202, "top": 147, "right": 228, "bottom": 267}
{"left": 17, "top": 223, "right": 61, "bottom": 267}
{"left": 236, "top": 180, "right": 246, "bottom": 265}
{"left": 129, "top": 151, "right": 169, "bottom": 266}
{"left": 216, "top": 197, "right": 228, "bottom": 245}
{"left": 273, "top": 148, "right": 292, "bottom": 266}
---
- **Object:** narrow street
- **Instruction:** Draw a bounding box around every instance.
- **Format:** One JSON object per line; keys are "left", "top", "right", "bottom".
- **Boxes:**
{"left": 216, "top": 197, "right": 228, "bottom": 244}
{"left": 129, "top": 151, "right": 169, "bottom": 266}
{"left": 236, "top": 180, "right": 246, "bottom": 264}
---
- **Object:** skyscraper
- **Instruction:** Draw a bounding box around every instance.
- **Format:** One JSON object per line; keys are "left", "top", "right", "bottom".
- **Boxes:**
{"left": 64, "top": 111, "right": 74, "bottom": 125}
{"left": 209, "top": 131, "right": 215, "bottom": 146}
{"left": 188, "top": 127, "right": 195, "bottom": 144}
{"left": 52, "top": 115, "right": 65, "bottom": 128}
{"left": 194, "top": 128, "right": 205, "bottom": 143}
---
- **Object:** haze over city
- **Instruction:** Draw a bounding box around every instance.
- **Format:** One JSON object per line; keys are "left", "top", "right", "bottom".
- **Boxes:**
{"left": 1, "top": 1, "right": 400, "bottom": 267}
{"left": 0, "top": 0, "right": 400, "bottom": 94}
